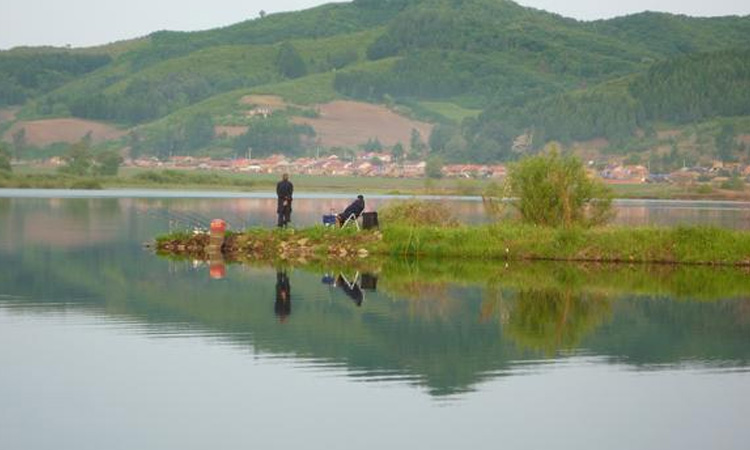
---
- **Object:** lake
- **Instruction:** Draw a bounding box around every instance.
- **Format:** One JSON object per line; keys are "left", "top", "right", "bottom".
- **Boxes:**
{"left": 1, "top": 190, "right": 749, "bottom": 450}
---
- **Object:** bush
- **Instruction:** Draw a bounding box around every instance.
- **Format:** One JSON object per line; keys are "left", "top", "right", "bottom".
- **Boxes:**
{"left": 379, "top": 200, "right": 458, "bottom": 227}
{"left": 506, "top": 150, "right": 613, "bottom": 227}
{"left": 69, "top": 178, "right": 103, "bottom": 190}
{"left": 720, "top": 175, "right": 745, "bottom": 191}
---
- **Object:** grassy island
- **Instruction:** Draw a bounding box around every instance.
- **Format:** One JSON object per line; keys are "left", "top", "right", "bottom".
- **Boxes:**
{"left": 156, "top": 223, "right": 750, "bottom": 267}
{"left": 155, "top": 154, "right": 750, "bottom": 267}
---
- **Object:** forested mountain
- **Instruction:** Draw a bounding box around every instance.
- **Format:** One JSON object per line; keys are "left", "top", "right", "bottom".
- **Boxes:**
{"left": 1, "top": 0, "right": 749, "bottom": 163}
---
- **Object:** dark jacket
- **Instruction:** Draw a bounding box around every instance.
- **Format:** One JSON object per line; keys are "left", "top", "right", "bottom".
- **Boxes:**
{"left": 276, "top": 180, "right": 294, "bottom": 212}
{"left": 340, "top": 197, "right": 365, "bottom": 220}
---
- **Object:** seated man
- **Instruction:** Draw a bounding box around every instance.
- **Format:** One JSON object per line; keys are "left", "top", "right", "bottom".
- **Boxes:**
{"left": 337, "top": 195, "right": 365, "bottom": 226}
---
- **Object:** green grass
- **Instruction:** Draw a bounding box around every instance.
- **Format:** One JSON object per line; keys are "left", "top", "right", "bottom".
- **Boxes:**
{"left": 104, "top": 45, "right": 280, "bottom": 96}
{"left": 381, "top": 223, "right": 750, "bottom": 266}
{"left": 249, "top": 72, "right": 340, "bottom": 105}
{"left": 418, "top": 101, "right": 482, "bottom": 123}
{"left": 157, "top": 221, "right": 750, "bottom": 267}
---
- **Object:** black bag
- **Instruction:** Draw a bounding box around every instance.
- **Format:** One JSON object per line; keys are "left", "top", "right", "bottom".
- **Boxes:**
{"left": 361, "top": 211, "right": 379, "bottom": 230}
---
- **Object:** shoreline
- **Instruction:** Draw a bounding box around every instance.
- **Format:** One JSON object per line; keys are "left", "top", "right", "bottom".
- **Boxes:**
{"left": 4, "top": 186, "right": 750, "bottom": 206}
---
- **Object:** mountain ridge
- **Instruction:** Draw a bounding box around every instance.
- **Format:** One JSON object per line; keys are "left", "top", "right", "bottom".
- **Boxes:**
{"left": 1, "top": 0, "right": 749, "bottom": 165}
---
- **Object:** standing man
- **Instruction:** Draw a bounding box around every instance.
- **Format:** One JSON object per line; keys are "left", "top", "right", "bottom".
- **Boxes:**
{"left": 276, "top": 173, "right": 294, "bottom": 228}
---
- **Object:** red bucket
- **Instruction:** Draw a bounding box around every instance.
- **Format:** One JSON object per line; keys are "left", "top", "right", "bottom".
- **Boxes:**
{"left": 210, "top": 219, "right": 227, "bottom": 233}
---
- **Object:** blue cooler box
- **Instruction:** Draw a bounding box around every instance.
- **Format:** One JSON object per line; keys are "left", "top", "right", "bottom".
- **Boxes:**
{"left": 322, "top": 214, "right": 337, "bottom": 226}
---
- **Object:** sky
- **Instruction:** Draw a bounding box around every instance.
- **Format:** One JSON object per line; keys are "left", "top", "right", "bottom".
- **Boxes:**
{"left": 1, "top": 0, "right": 749, "bottom": 50}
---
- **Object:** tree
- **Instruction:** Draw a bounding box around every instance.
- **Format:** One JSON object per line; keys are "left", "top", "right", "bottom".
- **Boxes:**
{"left": 276, "top": 42, "right": 307, "bottom": 79}
{"left": 259, "top": 10, "right": 266, "bottom": 19}
{"left": 182, "top": 113, "right": 215, "bottom": 152}
{"left": 410, "top": 128, "right": 427, "bottom": 156}
{"left": 0, "top": 142, "right": 11, "bottom": 172}
{"left": 362, "top": 137, "right": 383, "bottom": 151}
{"left": 425, "top": 156, "right": 444, "bottom": 179}
{"left": 59, "top": 140, "right": 93, "bottom": 176}
{"left": 11, "top": 128, "right": 26, "bottom": 161}
{"left": 429, "top": 124, "right": 458, "bottom": 154}
{"left": 94, "top": 150, "right": 123, "bottom": 176}
{"left": 392, "top": 142, "right": 405, "bottom": 161}
{"left": 506, "top": 149, "right": 613, "bottom": 227}
{"left": 715, "top": 123, "right": 736, "bottom": 162}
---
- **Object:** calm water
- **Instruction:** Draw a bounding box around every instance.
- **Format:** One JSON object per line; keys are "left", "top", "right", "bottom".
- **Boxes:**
{"left": 1, "top": 190, "right": 750, "bottom": 450}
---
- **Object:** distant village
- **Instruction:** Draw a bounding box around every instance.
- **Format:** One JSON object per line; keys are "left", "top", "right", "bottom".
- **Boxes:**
{"left": 123, "top": 153, "right": 509, "bottom": 179}
{"left": 115, "top": 152, "right": 750, "bottom": 185}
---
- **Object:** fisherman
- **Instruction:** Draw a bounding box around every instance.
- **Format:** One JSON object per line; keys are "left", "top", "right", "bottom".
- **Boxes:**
{"left": 336, "top": 194, "right": 365, "bottom": 226}
{"left": 276, "top": 173, "right": 294, "bottom": 228}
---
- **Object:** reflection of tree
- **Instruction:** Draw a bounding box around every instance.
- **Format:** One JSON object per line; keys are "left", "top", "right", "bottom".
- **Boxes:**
{"left": 479, "top": 283, "right": 510, "bottom": 325}
{"left": 504, "top": 288, "right": 611, "bottom": 355}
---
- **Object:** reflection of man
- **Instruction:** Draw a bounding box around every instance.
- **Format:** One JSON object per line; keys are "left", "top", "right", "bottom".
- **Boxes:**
{"left": 276, "top": 173, "right": 294, "bottom": 228}
{"left": 275, "top": 270, "right": 291, "bottom": 321}
{"left": 336, "top": 274, "right": 363, "bottom": 306}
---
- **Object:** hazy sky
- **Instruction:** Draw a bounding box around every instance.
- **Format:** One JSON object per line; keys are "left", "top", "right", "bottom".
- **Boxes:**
{"left": 2, "top": 0, "right": 749, "bottom": 50}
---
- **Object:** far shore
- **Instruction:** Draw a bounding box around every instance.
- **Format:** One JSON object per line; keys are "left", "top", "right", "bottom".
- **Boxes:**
{"left": 4, "top": 167, "right": 750, "bottom": 201}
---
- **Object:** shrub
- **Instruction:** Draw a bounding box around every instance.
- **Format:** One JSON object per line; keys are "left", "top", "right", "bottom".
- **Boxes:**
{"left": 69, "top": 178, "right": 103, "bottom": 190}
{"left": 720, "top": 175, "right": 745, "bottom": 191}
{"left": 379, "top": 200, "right": 458, "bottom": 227}
{"left": 506, "top": 150, "right": 613, "bottom": 227}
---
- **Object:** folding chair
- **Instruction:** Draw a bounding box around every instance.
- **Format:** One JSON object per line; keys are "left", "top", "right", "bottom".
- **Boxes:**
{"left": 340, "top": 213, "right": 361, "bottom": 230}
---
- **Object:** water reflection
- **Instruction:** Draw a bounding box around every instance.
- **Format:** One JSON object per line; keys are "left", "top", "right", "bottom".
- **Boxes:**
{"left": 504, "top": 287, "right": 611, "bottom": 355}
{"left": 3, "top": 239, "right": 750, "bottom": 397}
{"left": 1, "top": 195, "right": 750, "bottom": 400}
{"left": 275, "top": 269, "right": 292, "bottom": 321}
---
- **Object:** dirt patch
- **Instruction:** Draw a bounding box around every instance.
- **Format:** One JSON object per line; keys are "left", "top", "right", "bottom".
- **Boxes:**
{"left": 0, "top": 107, "right": 19, "bottom": 124}
{"left": 657, "top": 129, "right": 682, "bottom": 140}
{"left": 215, "top": 125, "right": 248, "bottom": 138}
{"left": 239, "top": 95, "right": 287, "bottom": 108}
{"left": 292, "top": 100, "right": 433, "bottom": 148}
{"left": 2, "top": 118, "right": 127, "bottom": 146}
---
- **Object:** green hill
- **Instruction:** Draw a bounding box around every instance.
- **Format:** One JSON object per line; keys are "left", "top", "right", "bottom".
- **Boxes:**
{"left": 1, "top": 0, "right": 749, "bottom": 163}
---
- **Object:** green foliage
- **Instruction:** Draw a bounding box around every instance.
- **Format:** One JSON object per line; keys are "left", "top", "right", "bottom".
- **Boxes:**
{"left": 520, "top": 83, "right": 641, "bottom": 144}
{"left": 5, "top": 0, "right": 750, "bottom": 163}
{"left": 592, "top": 12, "right": 750, "bottom": 57}
{"left": 391, "top": 142, "right": 405, "bottom": 160}
{"left": 425, "top": 156, "right": 444, "bottom": 179}
{"left": 720, "top": 175, "right": 745, "bottom": 191}
{"left": 126, "top": 2, "right": 402, "bottom": 68}
{"left": 233, "top": 116, "right": 315, "bottom": 158}
{"left": 362, "top": 137, "right": 383, "bottom": 151}
{"left": 59, "top": 140, "right": 94, "bottom": 176}
{"left": 94, "top": 150, "right": 123, "bottom": 176}
{"left": 0, "top": 143, "right": 11, "bottom": 172}
{"left": 506, "top": 150, "right": 613, "bottom": 227}
{"left": 132, "top": 170, "right": 255, "bottom": 188}
{"left": 715, "top": 122, "right": 737, "bottom": 162}
{"left": 69, "top": 178, "right": 103, "bottom": 190}
{"left": 378, "top": 199, "right": 458, "bottom": 227}
{"left": 11, "top": 128, "right": 26, "bottom": 160}
{"left": 0, "top": 50, "right": 110, "bottom": 106}
{"left": 630, "top": 49, "right": 750, "bottom": 124}
{"left": 276, "top": 42, "right": 308, "bottom": 79}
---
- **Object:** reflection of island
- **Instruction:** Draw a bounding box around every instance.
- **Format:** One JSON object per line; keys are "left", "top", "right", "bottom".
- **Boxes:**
{"left": 4, "top": 251, "right": 750, "bottom": 398}
{"left": 275, "top": 270, "right": 291, "bottom": 321}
